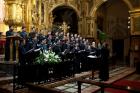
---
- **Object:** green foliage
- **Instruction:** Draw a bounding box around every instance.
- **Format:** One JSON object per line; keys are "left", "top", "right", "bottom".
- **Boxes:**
{"left": 99, "top": 32, "right": 107, "bottom": 41}
{"left": 35, "top": 51, "right": 46, "bottom": 65}
{"left": 45, "top": 51, "right": 61, "bottom": 64}
{"left": 97, "top": 29, "right": 108, "bottom": 41}
{"left": 35, "top": 50, "right": 61, "bottom": 65}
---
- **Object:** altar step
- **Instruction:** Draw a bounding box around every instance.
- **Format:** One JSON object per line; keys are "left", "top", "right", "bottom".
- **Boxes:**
{"left": 0, "top": 71, "right": 8, "bottom": 77}
{"left": 0, "top": 76, "right": 13, "bottom": 93}
{"left": 0, "top": 54, "right": 4, "bottom": 62}
{"left": 0, "top": 54, "right": 18, "bottom": 63}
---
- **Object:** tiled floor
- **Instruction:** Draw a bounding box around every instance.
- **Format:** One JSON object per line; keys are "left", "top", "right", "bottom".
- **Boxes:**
{"left": 125, "top": 73, "right": 140, "bottom": 82}
{"left": 55, "top": 82, "right": 92, "bottom": 93}
{"left": 53, "top": 67, "right": 135, "bottom": 93}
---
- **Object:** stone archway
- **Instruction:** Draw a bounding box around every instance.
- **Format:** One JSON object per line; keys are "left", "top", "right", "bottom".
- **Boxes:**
{"left": 49, "top": 4, "right": 79, "bottom": 34}
{"left": 91, "top": 0, "right": 132, "bottom": 65}
{"left": 49, "top": 3, "right": 80, "bottom": 17}
{"left": 90, "top": 0, "right": 133, "bottom": 17}
{"left": 89, "top": 0, "right": 133, "bottom": 38}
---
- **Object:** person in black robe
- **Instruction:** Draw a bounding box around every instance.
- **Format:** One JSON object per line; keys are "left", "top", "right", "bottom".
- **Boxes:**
{"left": 25, "top": 32, "right": 38, "bottom": 63}
{"left": 19, "top": 26, "right": 28, "bottom": 63}
{"left": 20, "top": 26, "right": 27, "bottom": 39}
{"left": 5, "top": 25, "right": 16, "bottom": 61}
{"left": 18, "top": 39, "right": 27, "bottom": 64}
{"left": 99, "top": 43, "right": 110, "bottom": 81}
{"left": 52, "top": 40, "right": 61, "bottom": 55}
{"left": 26, "top": 32, "right": 38, "bottom": 50}
{"left": 37, "top": 37, "right": 47, "bottom": 52}
{"left": 72, "top": 43, "right": 81, "bottom": 73}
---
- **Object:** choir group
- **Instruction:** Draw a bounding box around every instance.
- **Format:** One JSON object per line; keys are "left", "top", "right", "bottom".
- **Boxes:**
{"left": 5, "top": 25, "right": 109, "bottom": 81}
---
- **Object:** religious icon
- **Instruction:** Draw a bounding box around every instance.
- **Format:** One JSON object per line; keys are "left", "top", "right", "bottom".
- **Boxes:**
{"left": 59, "top": 21, "right": 70, "bottom": 35}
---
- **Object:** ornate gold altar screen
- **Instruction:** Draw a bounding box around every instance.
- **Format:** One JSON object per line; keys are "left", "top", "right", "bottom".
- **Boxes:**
{"left": 3, "top": 0, "right": 140, "bottom": 64}
{"left": 3, "top": 0, "right": 71, "bottom": 62}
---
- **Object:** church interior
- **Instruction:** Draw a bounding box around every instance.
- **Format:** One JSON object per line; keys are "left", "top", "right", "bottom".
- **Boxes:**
{"left": 0, "top": 0, "right": 140, "bottom": 93}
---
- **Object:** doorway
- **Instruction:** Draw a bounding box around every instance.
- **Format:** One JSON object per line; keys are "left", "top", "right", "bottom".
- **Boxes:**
{"left": 52, "top": 5, "right": 78, "bottom": 34}
{"left": 112, "top": 39, "right": 124, "bottom": 61}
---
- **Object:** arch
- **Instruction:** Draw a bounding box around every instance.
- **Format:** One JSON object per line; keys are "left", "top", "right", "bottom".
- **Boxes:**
{"left": 48, "top": 3, "right": 79, "bottom": 34}
{"left": 49, "top": 3, "right": 80, "bottom": 19}
{"left": 90, "top": 0, "right": 133, "bottom": 17}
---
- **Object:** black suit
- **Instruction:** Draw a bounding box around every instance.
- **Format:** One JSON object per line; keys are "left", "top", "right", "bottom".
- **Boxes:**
{"left": 99, "top": 46, "right": 109, "bottom": 81}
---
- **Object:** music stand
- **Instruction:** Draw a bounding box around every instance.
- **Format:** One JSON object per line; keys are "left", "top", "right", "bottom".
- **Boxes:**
{"left": 6, "top": 36, "right": 22, "bottom": 62}
{"left": 87, "top": 55, "right": 98, "bottom": 79}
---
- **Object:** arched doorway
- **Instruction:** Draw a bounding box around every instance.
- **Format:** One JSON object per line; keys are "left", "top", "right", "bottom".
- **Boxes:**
{"left": 96, "top": 0, "right": 130, "bottom": 65}
{"left": 52, "top": 5, "right": 79, "bottom": 34}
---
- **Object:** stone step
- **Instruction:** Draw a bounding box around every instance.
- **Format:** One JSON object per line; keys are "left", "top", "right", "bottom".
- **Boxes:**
{"left": 0, "top": 71, "right": 7, "bottom": 77}
{"left": 0, "top": 55, "right": 4, "bottom": 62}
{"left": 0, "top": 76, "right": 13, "bottom": 93}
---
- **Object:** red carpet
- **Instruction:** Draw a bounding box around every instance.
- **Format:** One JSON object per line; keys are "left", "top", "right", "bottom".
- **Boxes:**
{"left": 114, "top": 80, "right": 140, "bottom": 89}
{"left": 105, "top": 80, "right": 140, "bottom": 93}
{"left": 105, "top": 88, "right": 128, "bottom": 93}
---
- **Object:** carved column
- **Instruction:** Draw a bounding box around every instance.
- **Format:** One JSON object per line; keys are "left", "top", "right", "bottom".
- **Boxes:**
{"left": 38, "top": 0, "right": 42, "bottom": 31}
{"left": 81, "top": 0, "right": 87, "bottom": 37}
{"left": 46, "top": 1, "right": 54, "bottom": 29}
{"left": 43, "top": 0, "right": 47, "bottom": 25}
{"left": 21, "top": 0, "right": 28, "bottom": 28}
{"left": 92, "top": 17, "right": 97, "bottom": 39}
{"left": 78, "top": 18, "right": 82, "bottom": 35}
{"left": 25, "top": 0, "right": 32, "bottom": 32}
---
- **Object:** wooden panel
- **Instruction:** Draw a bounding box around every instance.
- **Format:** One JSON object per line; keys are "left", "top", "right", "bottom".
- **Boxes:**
{"left": 131, "top": 36, "right": 140, "bottom": 63}
{"left": 134, "top": 17, "right": 140, "bottom": 32}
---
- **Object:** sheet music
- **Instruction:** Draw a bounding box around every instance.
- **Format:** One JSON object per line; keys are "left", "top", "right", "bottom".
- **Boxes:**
{"left": 34, "top": 48, "right": 41, "bottom": 52}
{"left": 89, "top": 52, "right": 96, "bottom": 54}
{"left": 88, "top": 55, "right": 97, "bottom": 58}
{"left": 25, "top": 48, "right": 34, "bottom": 54}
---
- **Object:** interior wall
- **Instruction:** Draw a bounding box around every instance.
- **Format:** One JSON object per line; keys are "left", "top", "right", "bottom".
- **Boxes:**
{"left": 97, "top": 0, "right": 130, "bottom": 59}
{"left": 107, "top": 0, "right": 130, "bottom": 58}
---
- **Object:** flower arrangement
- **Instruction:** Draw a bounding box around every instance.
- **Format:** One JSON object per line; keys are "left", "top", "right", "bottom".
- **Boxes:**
{"left": 35, "top": 50, "right": 61, "bottom": 64}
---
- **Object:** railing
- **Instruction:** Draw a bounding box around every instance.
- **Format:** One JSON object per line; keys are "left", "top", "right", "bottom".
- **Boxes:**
{"left": 26, "top": 83, "right": 67, "bottom": 93}
{"left": 77, "top": 79, "right": 140, "bottom": 93}
{"left": 13, "top": 51, "right": 100, "bottom": 88}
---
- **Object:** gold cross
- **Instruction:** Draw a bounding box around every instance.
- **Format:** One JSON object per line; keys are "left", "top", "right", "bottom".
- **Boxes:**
{"left": 59, "top": 21, "right": 70, "bottom": 34}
